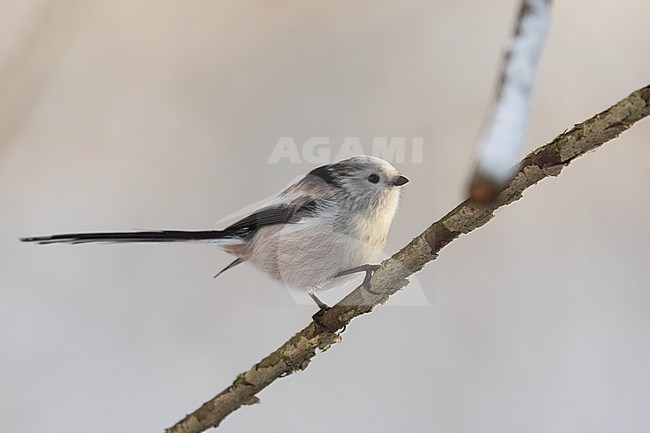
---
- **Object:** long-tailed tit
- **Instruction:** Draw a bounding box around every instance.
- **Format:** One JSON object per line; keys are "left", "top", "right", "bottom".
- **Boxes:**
{"left": 22, "top": 155, "right": 409, "bottom": 308}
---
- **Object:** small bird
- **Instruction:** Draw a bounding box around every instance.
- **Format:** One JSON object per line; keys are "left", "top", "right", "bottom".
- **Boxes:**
{"left": 21, "top": 155, "right": 409, "bottom": 308}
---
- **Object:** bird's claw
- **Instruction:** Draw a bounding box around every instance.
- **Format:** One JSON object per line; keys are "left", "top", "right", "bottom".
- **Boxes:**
{"left": 336, "top": 264, "right": 383, "bottom": 296}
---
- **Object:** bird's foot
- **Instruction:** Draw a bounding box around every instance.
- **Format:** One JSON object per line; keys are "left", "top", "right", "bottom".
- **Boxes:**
{"left": 310, "top": 292, "right": 330, "bottom": 311}
{"left": 310, "top": 292, "right": 330, "bottom": 327}
{"left": 336, "top": 264, "right": 382, "bottom": 295}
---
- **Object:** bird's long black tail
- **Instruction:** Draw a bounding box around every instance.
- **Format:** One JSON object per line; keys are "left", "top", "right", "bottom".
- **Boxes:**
{"left": 21, "top": 230, "right": 235, "bottom": 245}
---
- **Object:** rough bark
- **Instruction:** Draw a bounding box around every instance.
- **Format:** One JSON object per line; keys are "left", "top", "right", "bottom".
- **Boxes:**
{"left": 167, "top": 85, "right": 649, "bottom": 433}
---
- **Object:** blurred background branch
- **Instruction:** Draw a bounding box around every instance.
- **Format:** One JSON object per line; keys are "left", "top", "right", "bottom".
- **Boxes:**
{"left": 469, "top": 0, "right": 552, "bottom": 202}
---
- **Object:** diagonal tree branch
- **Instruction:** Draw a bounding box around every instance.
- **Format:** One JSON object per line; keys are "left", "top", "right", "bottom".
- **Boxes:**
{"left": 167, "top": 85, "right": 649, "bottom": 433}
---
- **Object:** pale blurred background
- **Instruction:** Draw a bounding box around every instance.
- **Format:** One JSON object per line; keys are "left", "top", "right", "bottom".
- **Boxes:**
{"left": 1, "top": 1, "right": 649, "bottom": 432}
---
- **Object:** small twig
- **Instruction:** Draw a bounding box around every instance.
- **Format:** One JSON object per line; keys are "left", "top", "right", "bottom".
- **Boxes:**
{"left": 470, "top": 0, "right": 552, "bottom": 202}
{"left": 167, "top": 85, "right": 649, "bottom": 433}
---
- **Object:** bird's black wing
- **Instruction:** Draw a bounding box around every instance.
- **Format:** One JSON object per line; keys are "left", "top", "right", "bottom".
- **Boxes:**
{"left": 223, "top": 199, "right": 320, "bottom": 238}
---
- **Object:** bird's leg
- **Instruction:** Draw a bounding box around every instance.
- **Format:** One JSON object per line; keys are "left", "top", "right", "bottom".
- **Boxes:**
{"left": 310, "top": 293, "right": 330, "bottom": 311}
{"left": 336, "top": 264, "right": 382, "bottom": 295}
{"left": 309, "top": 294, "right": 346, "bottom": 333}
{"left": 311, "top": 265, "right": 382, "bottom": 330}
{"left": 310, "top": 292, "right": 333, "bottom": 329}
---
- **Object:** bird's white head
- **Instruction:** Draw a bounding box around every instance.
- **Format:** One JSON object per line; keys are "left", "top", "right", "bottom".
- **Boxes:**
{"left": 308, "top": 155, "right": 409, "bottom": 209}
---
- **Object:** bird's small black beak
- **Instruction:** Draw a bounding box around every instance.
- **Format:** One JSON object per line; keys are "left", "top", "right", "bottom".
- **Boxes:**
{"left": 392, "top": 175, "right": 409, "bottom": 186}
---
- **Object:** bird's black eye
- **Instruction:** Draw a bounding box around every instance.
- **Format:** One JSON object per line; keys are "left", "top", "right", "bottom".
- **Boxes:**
{"left": 367, "top": 173, "right": 380, "bottom": 184}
